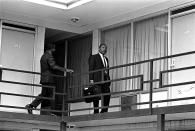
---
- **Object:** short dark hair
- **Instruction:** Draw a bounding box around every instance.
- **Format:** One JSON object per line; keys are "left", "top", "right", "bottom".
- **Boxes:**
{"left": 45, "top": 43, "right": 55, "bottom": 51}
{"left": 99, "top": 43, "right": 107, "bottom": 48}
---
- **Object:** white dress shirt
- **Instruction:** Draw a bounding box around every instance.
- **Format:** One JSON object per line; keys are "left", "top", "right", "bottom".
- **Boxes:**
{"left": 99, "top": 53, "right": 107, "bottom": 67}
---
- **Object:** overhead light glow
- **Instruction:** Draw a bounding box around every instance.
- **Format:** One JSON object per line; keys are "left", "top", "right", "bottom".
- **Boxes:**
{"left": 23, "top": 0, "right": 93, "bottom": 10}
{"left": 67, "top": 0, "right": 93, "bottom": 9}
{"left": 24, "top": 0, "right": 67, "bottom": 9}
{"left": 48, "top": 0, "right": 78, "bottom": 4}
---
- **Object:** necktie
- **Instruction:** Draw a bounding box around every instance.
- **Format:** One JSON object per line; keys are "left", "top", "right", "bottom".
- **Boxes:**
{"left": 103, "top": 57, "right": 108, "bottom": 74}
{"left": 103, "top": 57, "right": 107, "bottom": 67}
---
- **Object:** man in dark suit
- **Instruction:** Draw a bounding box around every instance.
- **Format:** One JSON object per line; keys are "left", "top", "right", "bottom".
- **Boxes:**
{"left": 25, "top": 43, "right": 73, "bottom": 114}
{"left": 89, "top": 43, "right": 111, "bottom": 113}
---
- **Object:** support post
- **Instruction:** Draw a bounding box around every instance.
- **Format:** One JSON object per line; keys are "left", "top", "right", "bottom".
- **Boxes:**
{"left": 60, "top": 121, "right": 66, "bottom": 131}
{"left": 157, "top": 114, "right": 165, "bottom": 131}
{"left": 92, "top": 29, "right": 101, "bottom": 55}
{"left": 149, "top": 61, "right": 154, "bottom": 114}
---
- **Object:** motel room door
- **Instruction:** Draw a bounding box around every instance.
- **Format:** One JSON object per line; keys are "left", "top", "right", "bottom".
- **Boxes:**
{"left": 170, "top": 12, "right": 195, "bottom": 105}
{"left": 0, "top": 27, "right": 35, "bottom": 112}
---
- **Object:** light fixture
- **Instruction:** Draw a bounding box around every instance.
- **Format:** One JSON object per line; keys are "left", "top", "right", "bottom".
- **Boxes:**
{"left": 23, "top": 0, "right": 94, "bottom": 10}
{"left": 71, "top": 17, "right": 79, "bottom": 23}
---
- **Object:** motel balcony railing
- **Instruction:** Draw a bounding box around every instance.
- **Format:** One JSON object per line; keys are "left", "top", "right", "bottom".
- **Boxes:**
{"left": 0, "top": 50, "right": 195, "bottom": 121}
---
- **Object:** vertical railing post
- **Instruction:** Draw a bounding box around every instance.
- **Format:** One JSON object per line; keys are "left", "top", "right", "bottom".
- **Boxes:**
{"left": 159, "top": 72, "right": 162, "bottom": 88}
{"left": 157, "top": 114, "right": 165, "bottom": 131}
{"left": 140, "top": 75, "right": 144, "bottom": 90}
{"left": 60, "top": 73, "right": 69, "bottom": 131}
{"left": 66, "top": 73, "right": 71, "bottom": 117}
{"left": 149, "top": 60, "right": 154, "bottom": 114}
{"left": 62, "top": 75, "right": 66, "bottom": 118}
{"left": 0, "top": 68, "right": 2, "bottom": 106}
{"left": 0, "top": 68, "right": 2, "bottom": 81}
{"left": 60, "top": 121, "right": 67, "bottom": 131}
{"left": 69, "top": 73, "right": 73, "bottom": 102}
{"left": 101, "top": 69, "right": 104, "bottom": 110}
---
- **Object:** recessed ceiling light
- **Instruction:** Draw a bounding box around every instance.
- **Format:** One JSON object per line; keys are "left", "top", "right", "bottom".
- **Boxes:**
{"left": 71, "top": 17, "right": 79, "bottom": 23}
{"left": 23, "top": 0, "right": 94, "bottom": 10}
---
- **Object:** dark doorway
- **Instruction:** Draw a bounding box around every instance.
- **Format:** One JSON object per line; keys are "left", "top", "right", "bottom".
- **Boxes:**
{"left": 67, "top": 34, "right": 92, "bottom": 99}
{"left": 44, "top": 27, "right": 77, "bottom": 116}
{"left": 53, "top": 40, "right": 67, "bottom": 116}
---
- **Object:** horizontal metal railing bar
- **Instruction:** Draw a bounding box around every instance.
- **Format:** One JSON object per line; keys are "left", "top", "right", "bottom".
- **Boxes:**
{"left": 67, "top": 79, "right": 195, "bottom": 112}
{"left": 108, "top": 96, "right": 195, "bottom": 110}
{"left": 69, "top": 75, "right": 143, "bottom": 89}
{"left": 0, "top": 80, "right": 55, "bottom": 88}
{"left": 55, "top": 92, "right": 67, "bottom": 96}
{"left": 0, "top": 101, "right": 146, "bottom": 114}
{"left": 66, "top": 88, "right": 167, "bottom": 103}
{"left": 2, "top": 95, "right": 195, "bottom": 114}
{"left": 143, "top": 79, "right": 159, "bottom": 83}
{"left": 161, "top": 65, "right": 195, "bottom": 73}
{"left": 68, "top": 94, "right": 195, "bottom": 113}
{"left": 67, "top": 96, "right": 195, "bottom": 113}
{"left": 0, "top": 104, "right": 65, "bottom": 113}
{"left": 120, "top": 96, "right": 195, "bottom": 109}
{"left": 70, "top": 50, "right": 195, "bottom": 77}
{"left": 1, "top": 90, "right": 195, "bottom": 114}
{"left": 67, "top": 78, "right": 166, "bottom": 103}
{"left": 67, "top": 81, "right": 195, "bottom": 112}
{"left": 127, "top": 96, "right": 194, "bottom": 106}
{"left": 67, "top": 101, "right": 150, "bottom": 113}
{"left": 0, "top": 67, "right": 41, "bottom": 75}
{"left": 151, "top": 96, "right": 195, "bottom": 104}
{"left": 161, "top": 80, "right": 195, "bottom": 88}
{"left": 66, "top": 89, "right": 142, "bottom": 103}
{"left": 0, "top": 92, "right": 54, "bottom": 100}
{"left": 137, "top": 88, "right": 168, "bottom": 95}
{"left": 67, "top": 90, "right": 143, "bottom": 103}
{"left": 0, "top": 67, "right": 66, "bottom": 78}
{"left": 67, "top": 77, "right": 166, "bottom": 103}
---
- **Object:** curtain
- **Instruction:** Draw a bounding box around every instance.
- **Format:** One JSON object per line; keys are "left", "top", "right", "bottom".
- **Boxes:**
{"left": 67, "top": 35, "right": 92, "bottom": 98}
{"left": 53, "top": 41, "right": 67, "bottom": 113}
{"left": 133, "top": 14, "right": 168, "bottom": 90}
{"left": 102, "top": 24, "right": 132, "bottom": 92}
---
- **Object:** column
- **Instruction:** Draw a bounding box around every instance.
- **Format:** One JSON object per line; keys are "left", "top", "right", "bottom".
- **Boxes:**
{"left": 92, "top": 29, "right": 101, "bottom": 55}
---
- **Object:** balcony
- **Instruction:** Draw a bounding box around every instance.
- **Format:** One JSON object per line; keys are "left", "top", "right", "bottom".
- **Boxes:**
{"left": 1, "top": 50, "right": 195, "bottom": 131}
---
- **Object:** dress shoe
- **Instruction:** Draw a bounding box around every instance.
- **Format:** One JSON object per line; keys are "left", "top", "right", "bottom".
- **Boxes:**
{"left": 25, "top": 104, "right": 33, "bottom": 114}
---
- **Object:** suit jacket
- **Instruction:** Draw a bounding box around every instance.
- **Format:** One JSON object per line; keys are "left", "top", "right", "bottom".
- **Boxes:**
{"left": 40, "top": 51, "right": 57, "bottom": 84}
{"left": 89, "top": 53, "right": 111, "bottom": 86}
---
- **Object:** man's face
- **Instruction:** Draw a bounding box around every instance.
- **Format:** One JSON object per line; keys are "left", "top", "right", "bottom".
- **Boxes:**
{"left": 51, "top": 48, "right": 56, "bottom": 53}
{"left": 99, "top": 45, "right": 107, "bottom": 55}
{"left": 50, "top": 45, "right": 56, "bottom": 53}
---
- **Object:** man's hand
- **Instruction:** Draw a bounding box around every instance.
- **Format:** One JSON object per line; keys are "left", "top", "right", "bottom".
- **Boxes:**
{"left": 90, "top": 80, "right": 94, "bottom": 84}
{"left": 66, "top": 69, "right": 74, "bottom": 73}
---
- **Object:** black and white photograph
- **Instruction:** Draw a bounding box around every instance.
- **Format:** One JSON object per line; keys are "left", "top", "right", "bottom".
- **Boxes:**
{"left": 0, "top": 0, "right": 195, "bottom": 131}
